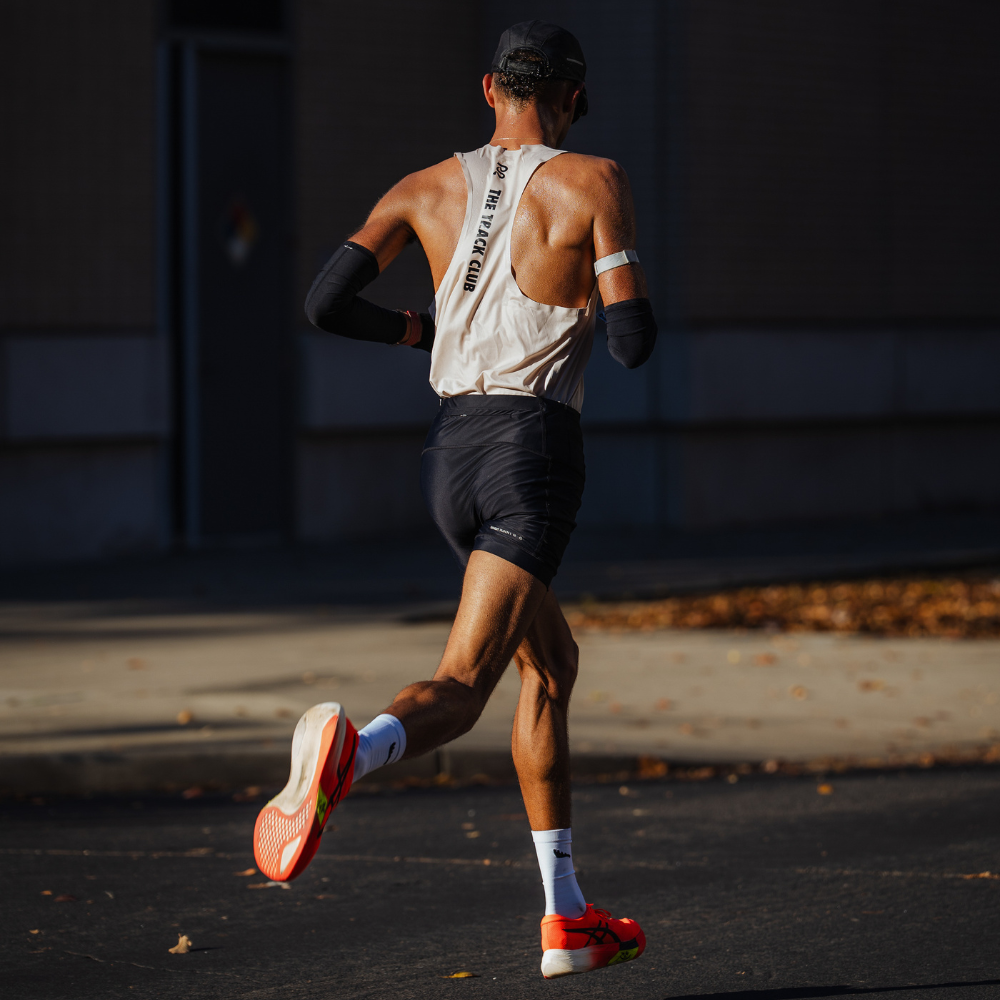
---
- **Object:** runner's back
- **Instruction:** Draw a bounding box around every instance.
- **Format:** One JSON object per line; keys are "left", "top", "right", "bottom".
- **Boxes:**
{"left": 430, "top": 144, "right": 598, "bottom": 412}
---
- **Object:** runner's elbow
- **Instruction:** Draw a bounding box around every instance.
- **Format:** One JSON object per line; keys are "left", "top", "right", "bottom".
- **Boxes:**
{"left": 604, "top": 298, "right": 657, "bottom": 368}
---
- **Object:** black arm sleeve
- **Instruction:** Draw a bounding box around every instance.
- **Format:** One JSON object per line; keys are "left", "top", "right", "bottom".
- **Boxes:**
{"left": 304, "top": 241, "right": 434, "bottom": 351}
{"left": 604, "top": 297, "right": 658, "bottom": 369}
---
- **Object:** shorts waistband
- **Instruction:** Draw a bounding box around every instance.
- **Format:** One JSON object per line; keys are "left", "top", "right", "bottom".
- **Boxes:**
{"left": 437, "top": 394, "right": 578, "bottom": 418}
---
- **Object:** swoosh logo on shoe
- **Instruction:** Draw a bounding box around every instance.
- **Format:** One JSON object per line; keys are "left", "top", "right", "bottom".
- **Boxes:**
{"left": 280, "top": 835, "right": 302, "bottom": 873}
{"left": 553, "top": 849, "right": 571, "bottom": 858}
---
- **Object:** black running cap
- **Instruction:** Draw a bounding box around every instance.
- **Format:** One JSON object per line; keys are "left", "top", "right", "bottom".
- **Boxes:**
{"left": 491, "top": 20, "right": 586, "bottom": 82}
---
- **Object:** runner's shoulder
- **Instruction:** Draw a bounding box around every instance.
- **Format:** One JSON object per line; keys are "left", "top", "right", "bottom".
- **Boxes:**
{"left": 388, "top": 156, "right": 465, "bottom": 207}
{"left": 545, "top": 152, "right": 630, "bottom": 203}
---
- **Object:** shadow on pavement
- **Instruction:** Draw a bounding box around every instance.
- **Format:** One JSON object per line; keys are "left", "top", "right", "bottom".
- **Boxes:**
{"left": 666, "top": 979, "right": 1000, "bottom": 999}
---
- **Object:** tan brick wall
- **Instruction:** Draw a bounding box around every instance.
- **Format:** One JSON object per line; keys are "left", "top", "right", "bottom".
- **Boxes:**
{"left": 0, "top": 0, "right": 156, "bottom": 330}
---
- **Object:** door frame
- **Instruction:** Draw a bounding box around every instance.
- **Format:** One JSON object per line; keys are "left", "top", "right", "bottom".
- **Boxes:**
{"left": 156, "top": 28, "right": 292, "bottom": 548}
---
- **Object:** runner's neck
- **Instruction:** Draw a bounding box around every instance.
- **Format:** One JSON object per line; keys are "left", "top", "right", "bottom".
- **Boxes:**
{"left": 489, "top": 106, "right": 563, "bottom": 149}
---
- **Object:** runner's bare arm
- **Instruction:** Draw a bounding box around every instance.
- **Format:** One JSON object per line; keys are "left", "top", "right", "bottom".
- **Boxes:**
{"left": 590, "top": 160, "right": 657, "bottom": 369}
{"left": 592, "top": 161, "right": 648, "bottom": 307}
{"left": 346, "top": 177, "right": 420, "bottom": 270}
{"left": 303, "top": 163, "right": 459, "bottom": 351}
{"left": 348, "top": 159, "right": 465, "bottom": 285}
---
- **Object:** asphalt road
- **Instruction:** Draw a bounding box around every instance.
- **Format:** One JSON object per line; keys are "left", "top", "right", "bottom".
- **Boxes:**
{"left": 4, "top": 768, "right": 1000, "bottom": 999}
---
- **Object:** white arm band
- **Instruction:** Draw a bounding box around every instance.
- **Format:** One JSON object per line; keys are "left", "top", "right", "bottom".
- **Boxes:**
{"left": 594, "top": 249, "right": 639, "bottom": 276}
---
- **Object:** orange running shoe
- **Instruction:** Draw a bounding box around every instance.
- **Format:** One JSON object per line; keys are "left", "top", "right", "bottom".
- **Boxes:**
{"left": 253, "top": 702, "right": 357, "bottom": 881}
{"left": 540, "top": 904, "right": 646, "bottom": 978}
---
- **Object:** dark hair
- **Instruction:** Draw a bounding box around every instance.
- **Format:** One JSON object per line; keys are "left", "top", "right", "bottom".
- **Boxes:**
{"left": 493, "top": 49, "right": 571, "bottom": 110}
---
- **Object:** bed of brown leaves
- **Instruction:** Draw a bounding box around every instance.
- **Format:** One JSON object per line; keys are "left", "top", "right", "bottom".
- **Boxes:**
{"left": 567, "top": 573, "right": 1000, "bottom": 638}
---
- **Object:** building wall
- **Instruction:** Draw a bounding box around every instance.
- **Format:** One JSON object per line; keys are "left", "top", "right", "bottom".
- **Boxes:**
{"left": 580, "top": 0, "right": 1000, "bottom": 529}
{"left": 0, "top": 0, "right": 167, "bottom": 565}
{"left": 293, "top": 0, "right": 483, "bottom": 540}
{"left": 295, "top": 0, "right": 1000, "bottom": 539}
{"left": 1, "top": 0, "right": 997, "bottom": 563}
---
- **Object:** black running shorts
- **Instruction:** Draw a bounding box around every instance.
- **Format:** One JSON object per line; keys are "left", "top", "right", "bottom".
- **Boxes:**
{"left": 420, "top": 395, "right": 585, "bottom": 587}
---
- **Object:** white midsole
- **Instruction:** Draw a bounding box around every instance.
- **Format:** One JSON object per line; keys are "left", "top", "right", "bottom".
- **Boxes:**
{"left": 268, "top": 702, "right": 344, "bottom": 816}
{"left": 540, "top": 946, "right": 602, "bottom": 978}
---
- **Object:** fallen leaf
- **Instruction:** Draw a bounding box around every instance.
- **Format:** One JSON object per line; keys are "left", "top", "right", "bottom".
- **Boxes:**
{"left": 858, "top": 679, "right": 885, "bottom": 692}
{"left": 464, "top": 831, "right": 480, "bottom": 839}
{"left": 637, "top": 755, "right": 668, "bottom": 778}
{"left": 654, "top": 698, "right": 672, "bottom": 710}
{"left": 40, "top": 891, "right": 52, "bottom": 896}
{"left": 753, "top": 653, "right": 777, "bottom": 665}
{"left": 54, "top": 894, "right": 76, "bottom": 903}
{"left": 442, "top": 971, "right": 479, "bottom": 978}
{"left": 563, "top": 572, "right": 1000, "bottom": 639}
{"left": 176, "top": 709, "right": 194, "bottom": 725}
{"left": 817, "top": 784, "right": 833, "bottom": 795}
{"left": 168, "top": 934, "right": 193, "bottom": 954}
{"left": 181, "top": 786, "right": 203, "bottom": 800}
{"left": 104, "top": 891, "right": 114, "bottom": 899}
{"left": 127, "top": 658, "right": 146, "bottom": 670}
{"left": 29, "top": 929, "right": 40, "bottom": 934}
{"left": 233, "top": 868, "right": 257, "bottom": 877}
{"left": 247, "top": 881, "right": 291, "bottom": 890}
{"left": 790, "top": 685, "right": 808, "bottom": 700}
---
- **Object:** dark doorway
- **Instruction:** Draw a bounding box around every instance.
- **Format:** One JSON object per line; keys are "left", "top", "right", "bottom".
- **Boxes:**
{"left": 170, "top": 43, "right": 292, "bottom": 545}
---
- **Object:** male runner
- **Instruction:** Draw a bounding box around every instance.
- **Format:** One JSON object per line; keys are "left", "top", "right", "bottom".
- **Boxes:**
{"left": 253, "top": 21, "right": 657, "bottom": 979}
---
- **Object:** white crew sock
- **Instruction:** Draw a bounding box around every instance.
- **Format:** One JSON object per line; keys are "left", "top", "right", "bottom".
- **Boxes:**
{"left": 352, "top": 714, "right": 406, "bottom": 781}
{"left": 531, "top": 828, "right": 587, "bottom": 919}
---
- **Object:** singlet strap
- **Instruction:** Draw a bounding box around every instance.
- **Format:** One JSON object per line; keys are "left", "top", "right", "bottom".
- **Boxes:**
{"left": 594, "top": 249, "right": 639, "bottom": 276}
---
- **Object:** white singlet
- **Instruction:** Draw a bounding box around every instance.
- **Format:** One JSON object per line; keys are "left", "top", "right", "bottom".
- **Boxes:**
{"left": 429, "top": 143, "right": 598, "bottom": 413}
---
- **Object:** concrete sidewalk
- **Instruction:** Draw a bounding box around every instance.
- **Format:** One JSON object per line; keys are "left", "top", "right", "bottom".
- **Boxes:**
{"left": 1, "top": 597, "right": 997, "bottom": 794}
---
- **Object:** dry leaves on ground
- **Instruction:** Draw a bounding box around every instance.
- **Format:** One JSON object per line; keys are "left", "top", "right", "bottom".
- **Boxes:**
{"left": 168, "top": 934, "right": 193, "bottom": 954}
{"left": 567, "top": 573, "right": 1000, "bottom": 638}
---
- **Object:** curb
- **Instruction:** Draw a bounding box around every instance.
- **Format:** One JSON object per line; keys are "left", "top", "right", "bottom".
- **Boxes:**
{"left": 2, "top": 741, "right": 999, "bottom": 796}
{"left": 0, "top": 747, "right": 634, "bottom": 797}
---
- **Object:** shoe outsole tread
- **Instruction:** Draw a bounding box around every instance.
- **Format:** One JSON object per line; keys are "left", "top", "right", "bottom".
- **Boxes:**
{"left": 253, "top": 703, "right": 356, "bottom": 882}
